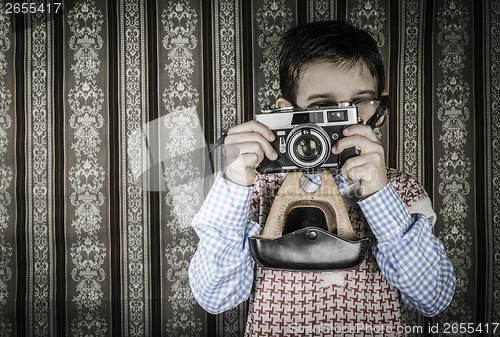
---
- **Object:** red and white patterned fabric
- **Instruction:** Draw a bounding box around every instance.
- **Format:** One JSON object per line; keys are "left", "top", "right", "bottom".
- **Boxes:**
{"left": 244, "top": 169, "right": 430, "bottom": 337}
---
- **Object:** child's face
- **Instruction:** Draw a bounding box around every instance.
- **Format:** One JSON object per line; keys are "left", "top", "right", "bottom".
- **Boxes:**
{"left": 294, "top": 61, "right": 379, "bottom": 124}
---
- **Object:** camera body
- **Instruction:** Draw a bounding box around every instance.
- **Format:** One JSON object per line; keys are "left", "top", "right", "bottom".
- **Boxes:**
{"left": 255, "top": 103, "right": 360, "bottom": 174}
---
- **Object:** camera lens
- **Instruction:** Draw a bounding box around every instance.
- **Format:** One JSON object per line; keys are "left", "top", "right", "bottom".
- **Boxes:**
{"left": 287, "top": 124, "right": 331, "bottom": 168}
{"left": 295, "top": 134, "right": 321, "bottom": 160}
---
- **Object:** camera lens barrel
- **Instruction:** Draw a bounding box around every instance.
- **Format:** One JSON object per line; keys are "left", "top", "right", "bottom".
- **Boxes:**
{"left": 287, "top": 124, "right": 331, "bottom": 169}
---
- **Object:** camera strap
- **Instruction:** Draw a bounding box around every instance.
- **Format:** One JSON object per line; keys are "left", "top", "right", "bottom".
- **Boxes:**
{"left": 206, "top": 133, "right": 227, "bottom": 173}
{"left": 366, "top": 94, "right": 389, "bottom": 129}
{"left": 210, "top": 133, "right": 227, "bottom": 152}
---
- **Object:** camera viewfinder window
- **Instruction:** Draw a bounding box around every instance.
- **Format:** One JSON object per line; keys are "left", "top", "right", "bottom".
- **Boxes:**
{"left": 327, "top": 110, "right": 347, "bottom": 122}
{"left": 291, "top": 111, "right": 323, "bottom": 124}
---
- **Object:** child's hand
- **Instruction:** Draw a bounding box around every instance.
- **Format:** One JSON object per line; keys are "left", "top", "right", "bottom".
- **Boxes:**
{"left": 224, "top": 121, "right": 278, "bottom": 186}
{"left": 331, "top": 124, "right": 387, "bottom": 197}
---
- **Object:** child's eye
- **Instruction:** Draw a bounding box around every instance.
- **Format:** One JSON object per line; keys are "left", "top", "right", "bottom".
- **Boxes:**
{"left": 352, "top": 97, "right": 376, "bottom": 104}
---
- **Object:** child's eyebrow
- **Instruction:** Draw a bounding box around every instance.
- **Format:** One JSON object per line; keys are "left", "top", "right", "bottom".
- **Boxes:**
{"left": 305, "top": 89, "right": 377, "bottom": 101}
{"left": 352, "top": 89, "right": 377, "bottom": 96}
{"left": 305, "top": 93, "right": 336, "bottom": 101}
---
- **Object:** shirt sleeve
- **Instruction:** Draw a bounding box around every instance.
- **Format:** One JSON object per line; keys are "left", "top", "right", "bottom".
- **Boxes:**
{"left": 188, "top": 174, "right": 261, "bottom": 314}
{"left": 358, "top": 183, "right": 456, "bottom": 317}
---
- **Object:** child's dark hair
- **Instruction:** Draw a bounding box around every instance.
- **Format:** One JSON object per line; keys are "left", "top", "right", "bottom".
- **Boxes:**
{"left": 279, "top": 20, "right": 385, "bottom": 104}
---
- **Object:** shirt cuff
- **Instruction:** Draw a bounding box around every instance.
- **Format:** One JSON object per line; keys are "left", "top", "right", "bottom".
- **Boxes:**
{"left": 358, "top": 183, "right": 413, "bottom": 242}
{"left": 334, "top": 172, "right": 356, "bottom": 190}
{"left": 196, "top": 173, "right": 254, "bottom": 229}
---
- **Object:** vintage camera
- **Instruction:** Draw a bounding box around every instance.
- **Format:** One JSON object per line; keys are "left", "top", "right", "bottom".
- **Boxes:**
{"left": 255, "top": 102, "right": 360, "bottom": 174}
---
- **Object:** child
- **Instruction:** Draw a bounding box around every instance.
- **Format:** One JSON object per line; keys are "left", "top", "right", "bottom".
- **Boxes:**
{"left": 189, "top": 20, "right": 455, "bottom": 336}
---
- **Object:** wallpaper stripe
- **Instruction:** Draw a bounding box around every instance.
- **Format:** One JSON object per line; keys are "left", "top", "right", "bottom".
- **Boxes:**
{"left": 395, "top": 2, "right": 426, "bottom": 331}
{"left": 159, "top": 1, "right": 206, "bottom": 335}
{"left": 308, "top": 0, "right": 336, "bottom": 22}
{"left": 14, "top": 11, "right": 27, "bottom": 337}
{"left": 213, "top": 1, "right": 246, "bottom": 335}
{"left": 108, "top": 1, "right": 122, "bottom": 334}
{"left": 396, "top": 0, "right": 427, "bottom": 332}
{"left": 483, "top": 0, "right": 492, "bottom": 328}
{"left": 213, "top": 0, "right": 243, "bottom": 173}
{"left": 119, "top": 0, "right": 149, "bottom": 335}
{"left": 65, "top": 1, "right": 110, "bottom": 335}
{"left": 397, "top": 0, "right": 424, "bottom": 183}
{"left": 144, "top": 1, "right": 162, "bottom": 334}
{"left": 27, "top": 10, "right": 55, "bottom": 337}
{"left": 252, "top": 0, "right": 295, "bottom": 111}
{"left": 484, "top": 0, "right": 500, "bottom": 329}
{"left": 348, "top": 0, "right": 387, "bottom": 48}
{"left": 53, "top": 6, "right": 67, "bottom": 336}
{"left": 433, "top": 0, "right": 475, "bottom": 327}
{"left": 347, "top": 0, "right": 391, "bottom": 159}
{"left": 0, "top": 4, "right": 13, "bottom": 335}
{"left": 484, "top": 0, "right": 491, "bottom": 327}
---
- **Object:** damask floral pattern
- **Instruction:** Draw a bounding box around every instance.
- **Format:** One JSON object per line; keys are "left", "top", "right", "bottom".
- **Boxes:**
{"left": 484, "top": 0, "right": 500, "bottom": 326}
{"left": 0, "top": 5, "right": 12, "bottom": 336}
{"left": 434, "top": 0, "right": 473, "bottom": 325}
{"left": 213, "top": 2, "right": 247, "bottom": 334}
{"left": 349, "top": 0, "right": 386, "bottom": 47}
{"left": 308, "top": 0, "right": 336, "bottom": 21}
{"left": 398, "top": 0, "right": 425, "bottom": 183}
{"left": 67, "top": 1, "right": 108, "bottom": 335}
{"left": 120, "top": 0, "right": 149, "bottom": 335}
{"left": 161, "top": 1, "right": 203, "bottom": 335}
{"left": 28, "top": 10, "right": 54, "bottom": 337}
{"left": 213, "top": 0, "right": 243, "bottom": 175}
{"left": 215, "top": 0, "right": 242, "bottom": 134}
{"left": 255, "top": 0, "right": 293, "bottom": 108}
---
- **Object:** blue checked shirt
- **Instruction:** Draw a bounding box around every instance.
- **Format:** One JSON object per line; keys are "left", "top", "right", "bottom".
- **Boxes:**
{"left": 189, "top": 173, "right": 455, "bottom": 317}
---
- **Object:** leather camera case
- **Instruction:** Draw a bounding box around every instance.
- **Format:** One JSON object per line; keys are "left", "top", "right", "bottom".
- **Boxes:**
{"left": 249, "top": 171, "right": 370, "bottom": 271}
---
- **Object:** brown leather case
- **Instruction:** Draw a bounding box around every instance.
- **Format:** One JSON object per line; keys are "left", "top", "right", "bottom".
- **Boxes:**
{"left": 249, "top": 171, "right": 370, "bottom": 271}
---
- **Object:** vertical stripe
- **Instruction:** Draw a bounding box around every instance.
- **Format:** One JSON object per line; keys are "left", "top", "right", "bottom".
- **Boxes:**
{"left": 484, "top": 0, "right": 500, "bottom": 329}
{"left": 53, "top": 4, "right": 67, "bottom": 335}
{"left": 159, "top": 0, "right": 205, "bottom": 335}
{"left": 108, "top": 0, "right": 122, "bottom": 335}
{"left": 66, "top": 1, "right": 109, "bottom": 334}
{"left": 397, "top": 0, "right": 424, "bottom": 182}
{"left": 26, "top": 13, "right": 33, "bottom": 337}
{"left": 484, "top": 0, "right": 493, "bottom": 328}
{"left": 145, "top": 1, "right": 161, "bottom": 334}
{"left": 0, "top": 3, "right": 14, "bottom": 335}
{"left": 472, "top": 0, "right": 486, "bottom": 328}
{"left": 27, "top": 10, "right": 54, "bottom": 337}
{"left": 346, "top": 0, "right": 390, "bottom": 162}
{"left": 252, "top": 0, "right": 294, "bottom": 111}
{"left": 140, "top": 0, "right": 150, "bottom": 333}
{"left": 432, "top": 0, "right": 474, "bottom": 326}
{"left": 120, "top": 0, "right": 130, "bottom": 335}
{"left": 214, "top": 0, "right": 221, "bottom": 171}
{"left": 213, "top": 0, "right": 243, "bottom": 172}
{"left": 14, "top": 11, "right": 27, "bottom": 337}
{"left": 235, "top": 0, "right": 242, "bottom": 126}
{"left": 213, "top": 2, "right": 245, "bottom": 334}
{"left": 387, "top": 0, "right": 399, "bottom": 171}
{"left": 120, "top": 0, "right": 149, "bottom": 335}
{"left": 308, "top": 0, "right": 336, "bottom": 22}
{"left": 47, "top": 9, "right": 54, "bottom": 337}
